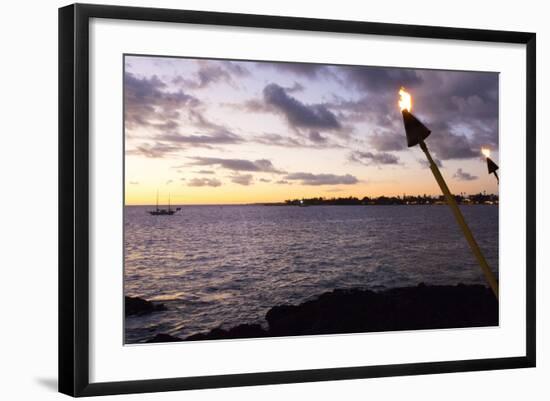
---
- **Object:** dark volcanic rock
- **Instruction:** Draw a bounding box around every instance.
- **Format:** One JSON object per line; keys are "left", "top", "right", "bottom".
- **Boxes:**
{"left": 265, "top": 283, "right": 497, "bottom": 337}
{"left": 185, "top": 324, "right": 267, "bottom": 341}
{"left": 145, "top": 333, "right": 181, "bottom": 343}
{"left": 182, "top": 284, "right": 497, "bottom": 341}
{"left": 125, "top": 296, "right": 167, "bottom": 316}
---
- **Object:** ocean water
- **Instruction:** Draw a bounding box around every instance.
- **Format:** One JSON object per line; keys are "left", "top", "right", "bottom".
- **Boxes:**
{"left": 124, "top": 205, "right": 498, "bottom": 343}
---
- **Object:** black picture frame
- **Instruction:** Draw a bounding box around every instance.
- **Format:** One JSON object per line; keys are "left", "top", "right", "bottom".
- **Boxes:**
{"left": 59, "top": 3, "right": 536, "bottom": 397}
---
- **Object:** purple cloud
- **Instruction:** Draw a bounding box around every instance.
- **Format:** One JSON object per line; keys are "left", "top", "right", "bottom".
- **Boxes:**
{"left": 263, "top": 83, "right": 341, "bottom": 131}
{"left": 187, "top": 157, "right": 285, "bottom": 174}
{"left": 188, "top": 177, "right": 222, "bottom": 187}
{"left": 349, "top": 151, "right": 400, "bottom": 165}
{"left": 453, "top": 168, "right": 478, "bottom": 181}
{"left": 284, "top": 172, "right": 359, "bottom": 186}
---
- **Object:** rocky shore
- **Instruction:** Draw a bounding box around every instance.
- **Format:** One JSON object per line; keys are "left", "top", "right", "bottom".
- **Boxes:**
{"left": 130, "top": 283, "right": 498, "bottom": 343}
{"left": 125, "top": 295, "right": 167, "bottom": 316}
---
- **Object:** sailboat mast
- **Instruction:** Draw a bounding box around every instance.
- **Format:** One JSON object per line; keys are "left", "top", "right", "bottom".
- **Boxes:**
{"left": 156, "top": 189, "right": 159, "bottom": 211}
{"left": 168, "top": 193, "right": 171, "bottom": 212}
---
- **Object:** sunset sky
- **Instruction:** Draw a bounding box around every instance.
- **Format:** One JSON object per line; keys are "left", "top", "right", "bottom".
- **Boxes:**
{"left": 124, "top": 55, "right": 499, "bottom": 205}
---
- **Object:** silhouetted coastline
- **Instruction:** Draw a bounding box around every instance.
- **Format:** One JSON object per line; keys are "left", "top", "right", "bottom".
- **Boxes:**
{"left": 135, "top": 283, "right": 498, "bottom": 343}
{"left": 262, "top": 193, "right": 499, "bottom": 207}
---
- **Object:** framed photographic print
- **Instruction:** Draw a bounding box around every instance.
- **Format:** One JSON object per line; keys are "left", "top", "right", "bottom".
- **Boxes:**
{"left": 58, "top": 3, "right": 536, "bottom": 397}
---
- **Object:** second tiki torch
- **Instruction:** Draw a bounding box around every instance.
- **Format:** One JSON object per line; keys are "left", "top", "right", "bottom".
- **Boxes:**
{"left": 482, "top": 147, "right": 500, "bottom": 183}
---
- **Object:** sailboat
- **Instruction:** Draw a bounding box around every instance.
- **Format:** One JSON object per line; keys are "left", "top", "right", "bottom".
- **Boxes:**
{"left": 148, "top": 191, "right": 181, "bottom": 216}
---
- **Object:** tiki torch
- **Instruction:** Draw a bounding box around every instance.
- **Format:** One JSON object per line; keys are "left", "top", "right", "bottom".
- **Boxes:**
{"left": 481, "top": 147, "right": 499, "bottom": 183}
{"left": 398, "top": 88, "right": 498, "bottom": 298}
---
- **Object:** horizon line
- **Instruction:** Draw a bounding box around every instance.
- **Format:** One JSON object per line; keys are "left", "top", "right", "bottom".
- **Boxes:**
{"left": 125, "top": 192, "right": 499, "bottom": 207}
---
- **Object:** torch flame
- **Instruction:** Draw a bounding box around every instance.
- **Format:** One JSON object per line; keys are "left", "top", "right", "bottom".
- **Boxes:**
{"left": 481, "top": 147, "right": 491, "bottom": 158}
{"left": 398, "top": 87, "right": 412, "bottom": 112}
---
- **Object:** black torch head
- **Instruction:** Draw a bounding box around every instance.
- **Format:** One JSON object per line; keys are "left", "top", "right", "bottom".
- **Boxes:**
{"left": 486, "top": 157, "right": 499, "bottom": 174}
{"left": 402, "top": 109, "right": 431, "bottom": 147}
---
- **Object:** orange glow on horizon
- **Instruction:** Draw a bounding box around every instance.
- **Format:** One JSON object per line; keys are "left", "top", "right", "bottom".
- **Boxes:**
{"left": 124, "top": 177, "right": 497, "bottom": 205}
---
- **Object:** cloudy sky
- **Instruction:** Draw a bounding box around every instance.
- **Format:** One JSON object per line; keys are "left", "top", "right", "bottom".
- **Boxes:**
{"left": 124, "top": 55, "right": 499, "bottom": 205}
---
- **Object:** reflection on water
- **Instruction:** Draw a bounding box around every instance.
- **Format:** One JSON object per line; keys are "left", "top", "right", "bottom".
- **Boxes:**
{"left": 124, "top": 205, "right": 498, "bottom": 343}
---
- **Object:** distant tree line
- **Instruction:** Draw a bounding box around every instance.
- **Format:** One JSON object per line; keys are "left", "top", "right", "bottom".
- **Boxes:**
{"left": 276, "top": 193, "right": 499, "bottom": 206}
